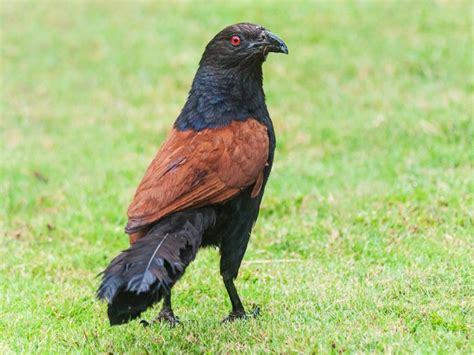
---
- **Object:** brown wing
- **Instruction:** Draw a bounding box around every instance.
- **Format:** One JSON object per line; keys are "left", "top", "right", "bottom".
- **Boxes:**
{"left": 125, "top": 118, "right": 269, "bottom": 234}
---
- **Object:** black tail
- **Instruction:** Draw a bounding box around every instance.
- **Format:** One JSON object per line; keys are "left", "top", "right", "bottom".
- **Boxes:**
{"left": 97, "top": 208, "right": 216, "bottom": 325}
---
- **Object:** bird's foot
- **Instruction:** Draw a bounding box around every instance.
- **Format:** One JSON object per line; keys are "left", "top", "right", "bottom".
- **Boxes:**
{"left": 222, "top": 304, "right": 260, "bottom": 323}
{"left": 222, "top": 309, "right": 246, "bottom": 323}
{"left": 157, "top": 307, "right": 181, "bottom": 326}
{"left": 140, "top": 307, "right": 180, "bottom": 327}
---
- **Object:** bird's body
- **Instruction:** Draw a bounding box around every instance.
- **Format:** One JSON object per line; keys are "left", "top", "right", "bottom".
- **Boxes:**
{"left": 97, "top": 23, "right": 287, "bottom": 325}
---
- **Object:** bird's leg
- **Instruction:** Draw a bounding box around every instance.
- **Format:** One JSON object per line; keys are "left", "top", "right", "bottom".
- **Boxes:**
{"left": 156, "top": 292, "right": 180, "bottom": 326}
{"left": 222, "top": 277, "right": 260, "bottom": 322}
{"left": 223, "top": 277, "right": 245, "bottom": 320}
{"left": 219, "top": 213, "right": 261, "bottom": 323}
{"left": 140, "top": 291, "right": 180, "bottom": 327}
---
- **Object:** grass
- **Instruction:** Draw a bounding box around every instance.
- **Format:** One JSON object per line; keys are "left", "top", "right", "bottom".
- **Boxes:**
{"left": 1, "top": 0, "right": 473, "bottom": 352}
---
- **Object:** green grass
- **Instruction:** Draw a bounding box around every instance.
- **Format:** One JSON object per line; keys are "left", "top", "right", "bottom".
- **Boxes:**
{"left": 1, "top": 0, "right": 473, "bottom": 352}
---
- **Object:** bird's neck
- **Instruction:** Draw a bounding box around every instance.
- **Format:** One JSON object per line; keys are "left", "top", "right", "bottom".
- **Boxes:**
{"left": 174, "top": 65, "right": 269, "bottom": 131}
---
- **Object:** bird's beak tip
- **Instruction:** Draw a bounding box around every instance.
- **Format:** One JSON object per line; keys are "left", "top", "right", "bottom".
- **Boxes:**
{"left": 265, "top": 30, "right": 289, "bottom": 55}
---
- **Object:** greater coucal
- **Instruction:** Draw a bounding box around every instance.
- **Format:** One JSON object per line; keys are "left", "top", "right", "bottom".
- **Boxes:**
{"left": 97, "top": 23, "right": 288, "bottom": 326}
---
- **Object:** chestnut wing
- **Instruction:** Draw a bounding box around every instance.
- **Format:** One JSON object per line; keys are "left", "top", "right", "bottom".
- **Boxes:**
{"left": 126, "top": 119, "right": 269, "bottom": 233}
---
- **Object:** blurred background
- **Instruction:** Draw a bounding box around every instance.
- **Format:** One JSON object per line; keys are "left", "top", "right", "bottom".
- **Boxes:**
{"left": 1, "top": 0, "right": 472, "bottom": 352}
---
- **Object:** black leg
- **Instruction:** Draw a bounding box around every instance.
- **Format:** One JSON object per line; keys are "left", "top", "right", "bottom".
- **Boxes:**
{"left": 156, "top": 292, "right": 180, "bottom": 326}
{"left": 219, "top": 227, "right": 261, "bottom": 322}
{"left": 222, "top": 277, "right": 260, "bottom": 322}
{"left": 224, "top": 277, "right": 245, "bottom": 317}
{"left": 218, "top": 194, "right": 263, "bottom": 322}
{"left": 140, "top": 291, "right": 180, "bottom": 327}
{"left": 162, "top": 291, "right": 172, "bottom": 309}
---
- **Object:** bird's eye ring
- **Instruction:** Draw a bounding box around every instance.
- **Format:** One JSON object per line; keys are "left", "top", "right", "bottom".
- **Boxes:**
{"left": 230, "top": 35, "right": 241, "bottom": 46}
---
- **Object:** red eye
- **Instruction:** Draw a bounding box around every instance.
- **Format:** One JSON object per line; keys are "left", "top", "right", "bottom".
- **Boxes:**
{"left": 230, "top": 35, "right": 241, "bottom": 46}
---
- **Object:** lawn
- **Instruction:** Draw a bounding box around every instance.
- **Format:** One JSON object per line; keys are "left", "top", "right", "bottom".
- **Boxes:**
{"left": 1, "top": 0, "right": 473, "bottom": 352}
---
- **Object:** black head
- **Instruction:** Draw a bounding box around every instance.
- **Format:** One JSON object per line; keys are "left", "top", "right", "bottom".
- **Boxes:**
{"left": 200, "top": 23, "right": 288, "bottom": 69}
{"left": 175, "top": 23, "right": 287, "bottom": 131}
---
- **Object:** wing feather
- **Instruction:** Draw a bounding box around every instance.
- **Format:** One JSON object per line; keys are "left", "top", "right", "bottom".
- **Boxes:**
{"left": 126, "top": 119, "right": 268, "bottom": 234}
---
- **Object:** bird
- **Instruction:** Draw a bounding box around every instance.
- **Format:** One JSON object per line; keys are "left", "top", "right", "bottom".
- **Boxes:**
{"left": 97, "top": 23, "right": 288, "bottom": 326}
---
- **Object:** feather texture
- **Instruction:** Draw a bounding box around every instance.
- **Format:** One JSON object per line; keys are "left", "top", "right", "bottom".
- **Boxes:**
{"left": 125, "top": 118, "right": 269, "bottom": 234}
{"left": 97, "top": 208, "right": 216, "bottom": 325}
{"left": 97, "top": 23, "right": 283, "bottom": 325}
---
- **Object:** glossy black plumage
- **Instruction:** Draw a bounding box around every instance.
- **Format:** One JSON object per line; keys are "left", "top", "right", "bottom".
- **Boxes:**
{"left": 98, "top": 208, "right": 216, "bottom": 325}
{"left": 97, "top": 23, "right": 287, "bottom": 325}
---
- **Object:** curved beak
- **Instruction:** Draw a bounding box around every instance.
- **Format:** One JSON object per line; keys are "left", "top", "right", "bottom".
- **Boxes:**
{"left": 263, "top": 30, "right": 289, "bottom": 54}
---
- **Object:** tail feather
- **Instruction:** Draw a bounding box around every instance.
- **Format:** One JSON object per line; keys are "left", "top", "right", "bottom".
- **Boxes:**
{"left": 97, "top": 208, "right": 216, "bottom": 325}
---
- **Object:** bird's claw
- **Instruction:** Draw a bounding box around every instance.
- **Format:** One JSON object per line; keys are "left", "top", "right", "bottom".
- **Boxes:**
{"left": 222, "top": 309, "right": 246, "bottom": 323}
{"left": 222, "top": 304, "right": 260, "bottom": 323}
{"left": 250, "top": 304, "right": 261, "bottom": 318}
{"left": 140, "top": 307, "right": 181, "bottom": 327}
{"left": 157, "top": 307, "right": 181, "bottom": 327}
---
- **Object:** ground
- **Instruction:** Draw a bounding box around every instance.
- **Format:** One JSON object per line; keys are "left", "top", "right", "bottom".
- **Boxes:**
{"left": 1, "top": 0, "right": 473, "bottom": 352}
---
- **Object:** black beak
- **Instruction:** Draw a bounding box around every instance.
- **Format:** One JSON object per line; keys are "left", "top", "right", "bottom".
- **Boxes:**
{"left": 263, "top": 30, "right": 289, "bottom": 54}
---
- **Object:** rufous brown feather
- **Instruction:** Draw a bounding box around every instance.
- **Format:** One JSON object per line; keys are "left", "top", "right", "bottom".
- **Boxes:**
{"left": 126, "top": 119, "right": 269, "bottom": 235}
{"left": 97, "top": 23, "right": 287, "bottom": 326}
